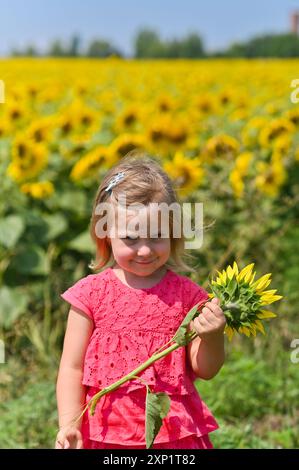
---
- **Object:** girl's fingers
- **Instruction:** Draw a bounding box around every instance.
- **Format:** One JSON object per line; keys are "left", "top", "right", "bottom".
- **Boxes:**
{"left": 211, "top": 297, "right": 220, "bottom": 305}
{"left": 196, "top": 313, "right": 214, "bottom": 328}
{"left": 202, "top": 305, "right": 221, "bottom": 318}
{"left": 75, "top": 430, "right": 83, "bottom": 449}
{"left": 204, "top": 301, "right": 223, "bottom": 317}
{"left": 64, "top": 439, "right": 70, "bottom": 449}
{"left": 76, "top": 438, "right": 84, "bottom": 449}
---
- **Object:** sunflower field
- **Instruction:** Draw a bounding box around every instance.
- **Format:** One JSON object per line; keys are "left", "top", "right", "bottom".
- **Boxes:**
{"left": 0, "top": 58, "right": 299, "bottom": 448}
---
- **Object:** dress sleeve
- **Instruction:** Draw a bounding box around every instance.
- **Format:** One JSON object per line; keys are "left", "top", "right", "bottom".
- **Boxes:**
{"left": 184, "top": 277, "right": 209, "bottom": 313}
{"left": 61, "top": 276, "right": 94, "bottom": 320}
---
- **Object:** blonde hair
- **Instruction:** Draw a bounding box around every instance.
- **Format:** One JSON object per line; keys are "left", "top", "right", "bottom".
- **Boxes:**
{"left": 89, "top": 151, "right": 197, "bottom": 273}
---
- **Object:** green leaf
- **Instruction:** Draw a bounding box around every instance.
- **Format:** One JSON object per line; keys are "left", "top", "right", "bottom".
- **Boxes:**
{"left": 0, "top": 215, "right": 25, "bottom": 248}
{"left": 226, "top": 278, "right": 237, "bottom": 297}
{"left": 43, "top": 213, "right": 68, "bottom": 241}
{"left": 11, "top": 245, "right": 50, "bottom": 275}
{"left": 0, "top": 286, "right": 29, "bottom": 328}
{"left": 210, "top": 284, "right": 223, "bottom": 298}
{"left": 55, "top": 190, "right": 88, "bottom": 214}
{"left": 172, "top": 302, "right": 202, "bottom": 346}
{"left": 68, "top": 231, "right": 94, "bottom": 254}
{"left": 145, "top": 390, "right": 171, "bottom": 449}
{"left": 224, "top": 310, "right": 233, "bottom": 321}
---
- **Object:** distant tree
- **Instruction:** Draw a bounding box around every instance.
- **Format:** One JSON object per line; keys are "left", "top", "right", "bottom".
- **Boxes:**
{"left": 10, "top": 44, "right": 38, "bottom": 56}
{"left": 86, "top": 39, "right": 122, "bottom": 58}
{"left": 24, "top": 45, "right": 38, "bottom": 57}
{"left": 134, "top": 29, "right": 205, "bottom": 58}
{"left": 68, "top": 34, "right": 81, "bottom": 57}
{"left": 48, "top": 39, "right": 67, "bottom": 57}
{"left": 10, "top": 48, "right": 22, "bottom": 57}
{"left": 166, "top": 38, "right": 182, "bottom": 58}
{"left": 226, "top": 33, "right": 299, "bottom": 58}
{"left": 134, "top": 29, "right": 166, "bottom": 58}
{"left": 179, "top": 33, "right": 205, "bottom": 58}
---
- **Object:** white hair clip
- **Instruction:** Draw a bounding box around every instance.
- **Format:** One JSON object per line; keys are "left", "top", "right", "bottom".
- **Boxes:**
{"left": 105, "top": 171, "right": 125, "bottom": 193}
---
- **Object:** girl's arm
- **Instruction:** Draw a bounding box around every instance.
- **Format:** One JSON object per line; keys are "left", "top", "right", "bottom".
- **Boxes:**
{"left": 187, "top": 297, "right": 226, "bottom": 380}
{"left": 55, "top": 306, "right": 94, "bottom": 448}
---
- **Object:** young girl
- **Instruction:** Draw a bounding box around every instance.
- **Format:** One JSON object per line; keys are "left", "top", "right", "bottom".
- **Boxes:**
{"left": 55, "top": 153, "right": 226, "bottom": 450}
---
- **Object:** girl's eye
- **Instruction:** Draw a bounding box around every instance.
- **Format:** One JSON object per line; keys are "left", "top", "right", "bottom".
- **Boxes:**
{"left": 120, "top": 233, "right": 164, "bottom": 241}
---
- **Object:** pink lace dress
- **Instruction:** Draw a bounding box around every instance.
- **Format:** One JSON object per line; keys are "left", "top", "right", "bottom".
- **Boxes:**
{"left": 61, "top": 267, "right": 219, "bottom": 449}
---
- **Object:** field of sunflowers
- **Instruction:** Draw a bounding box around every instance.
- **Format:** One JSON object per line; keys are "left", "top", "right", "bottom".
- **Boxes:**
{"left": 0, "top": 58, "right": 299, "bottom": 448}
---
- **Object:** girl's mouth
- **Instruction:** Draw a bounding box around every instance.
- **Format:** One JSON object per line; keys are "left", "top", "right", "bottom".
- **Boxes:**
{"left": 135, "top": 259, "right": 156, "bottom": 264}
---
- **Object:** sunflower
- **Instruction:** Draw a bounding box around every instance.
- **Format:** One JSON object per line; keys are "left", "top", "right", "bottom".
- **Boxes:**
{"left": 164, "top": 152, "right": 204, "bottom": 197}
{"left": 108, "top": 133, "right": 146, "bottom": 161}
{"left": 25, "top": 117, "right": 54, "bottom": 144}
{"left": 241, "top": 117, "right": 268, "bottom": 148}
{"left": 114, "top": 104, "right": 141, "bottom": 133}
{"left": 76, "top": 106, "right": 99, "bottom": 133}
{"left": 210, "top": 262, "right": 282, "bottom": 340}
{"left": 229, "top": 109, "right": 249, "bottom": 122}
{"left": 284, "top": 108, "right": 299, "bottom": 128}
{"left": 193, "top": 93, "right": 216, "bottom": 115}
{"left": 218, "top": 88, "right": 234, "bottom": 106}
{"left": 58, "top": 114, "right": 75, "bottom": 136}
{"left": 70, "top": 146, "right": 112, "bottom": 181}
{"left": 20, "top": 181, "right": 54, "bottom": 199}
{"left": 11, "top": 134, "right": 31, "bottom": 161}
{"left": 272, "top": 135, "right": 292, "bottom": 155}
{"left": 229, "top": 151, "right": 253, "bottom": 198}
{"left": 255, "top": 159, "right": 287, "bottom": 197}
{"left": 60, "top": 135, "right": 90, "bottom": 160}
{"left": 203, "top": 134, "right": 239, "bottom": 162}
{"left": 147, "top": 114, "right": 190, "bottom": 154}
{"left": 5, "top": 101, "right": 26, "bottom": 123}
{"left": 259, "top": 118, "right": 295, "bottom": 149}
{"left": 155, "top": 94, "right": 176, "bottom": 113}
{"left": 0, "top": 119, "right": 10, "bottom": 138}
{"left": 7, "top": 142, "right": 48, "bottom": 182}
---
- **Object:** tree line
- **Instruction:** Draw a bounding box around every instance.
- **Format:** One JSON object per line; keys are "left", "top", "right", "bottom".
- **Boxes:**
{"left": 10, "top": 29, "right": 299, "bottom": 58}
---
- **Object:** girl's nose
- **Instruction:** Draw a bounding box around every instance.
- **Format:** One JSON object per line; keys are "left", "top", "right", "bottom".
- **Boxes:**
{"left": 137, "top": 243, "right": 152, "bottom": 257}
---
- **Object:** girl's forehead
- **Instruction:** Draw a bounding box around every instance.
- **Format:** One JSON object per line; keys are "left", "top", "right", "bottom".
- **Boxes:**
{"left": 110, "top": 205, "right": 170, "bottom": 234}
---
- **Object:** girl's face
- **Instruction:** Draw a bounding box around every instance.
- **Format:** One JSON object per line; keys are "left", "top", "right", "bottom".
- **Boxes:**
{"left": 108, "top": 205, "right": 171, "bottom": 277}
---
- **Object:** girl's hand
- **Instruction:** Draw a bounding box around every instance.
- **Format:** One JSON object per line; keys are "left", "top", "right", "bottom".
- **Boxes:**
{"left": 55, "top": 426, "right": 83, "bottom": 449}
{"left": 192, "top": 298, "right": 226, "bottom": 340}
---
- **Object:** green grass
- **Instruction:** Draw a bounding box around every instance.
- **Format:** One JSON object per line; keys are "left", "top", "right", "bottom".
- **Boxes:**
{"left": 1, "top": 345, "right": 298, "bottom": 448}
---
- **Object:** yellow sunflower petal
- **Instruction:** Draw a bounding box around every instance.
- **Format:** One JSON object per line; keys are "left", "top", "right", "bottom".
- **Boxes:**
{"left": 239, "top": 326, "right": 251, "bottom": 337}
{"left": 249, "top": 271, "right": 256, "bottom": 284}
{"left": 237, "top": 263, "right": 255, "bottom": 282}
{"left": 261, "top": 295, "right": 283, "bottom": 305}
{"left": 257, "top": 310, "right": 277, "bottom": 319}
{"left": 226, "top": 265, "right": 235, "bottom": 280}
{"left": 254, "top": 320, "right": 266, "bottom": 335}
{"left": 249, "top": 325, "right": 257, "bottom": 337}
{"left": 261, "top": 289, "right": 279, "bottom": 295}
{"left": 221, "top": 270, "right": 227, "bottom": 284}
{"left": 244, "top": 269, "right": 254, "bottom": 284}
{"left": 251, "top": 273, "right": 272, "bottom": 291}
{"left": 225, "top": 326, "right": 234, "bottom": 341}
{"left": 232, "top": 261, "right": 239, "bottom": 276}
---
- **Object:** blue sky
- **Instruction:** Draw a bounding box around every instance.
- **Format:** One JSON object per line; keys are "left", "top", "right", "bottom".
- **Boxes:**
{"left": 1, "top": 0, "right": 299, "bottom": 56}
